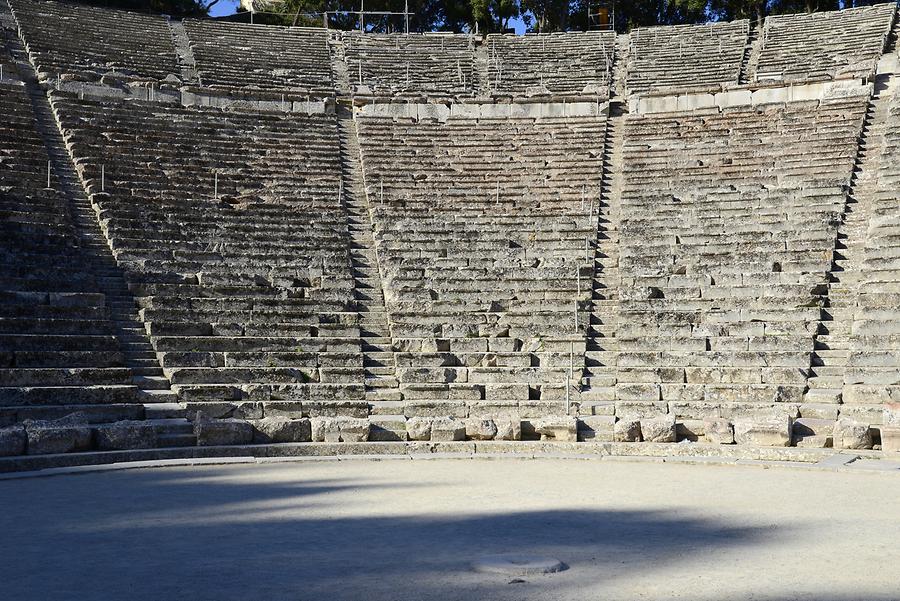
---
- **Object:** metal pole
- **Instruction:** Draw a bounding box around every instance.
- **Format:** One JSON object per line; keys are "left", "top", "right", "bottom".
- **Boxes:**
{"left": 405, "top": 0, "right": 409, "bottom": 34}
{"left": 101, "top": 164, "right": 105, "bottom": 192}
{"left": 46, "top": 160, "right": 51, "bottom": 188}
{"left": 214, "top": 173, "right": 218, "bottom": 199}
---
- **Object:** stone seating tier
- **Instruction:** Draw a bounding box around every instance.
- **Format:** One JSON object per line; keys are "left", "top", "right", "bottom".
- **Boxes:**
{"left": 9, "top": 0, "right": 178, "bottom": 84}
{"left": 618, "top": 96, "right": 868, "bottom": 423}
{"left": 755, "top": 3, "right": 896, "bottom": 83}
{"left": 357, "top": 113, "right": 605, "bottom": 405}
{"left": 484, "top": 32, "right": 616, "bottom": 98}
{"left": 627, "top": 20, "right": 749, "bottom": 94}
{"left": 343, "top": 32, "right": 476, "bottom": 97}
{"left": 51, "top": 93, "right": 363, "bottom": 407}
{"left": 184, "top": 20, "right": 333, "bottom": 96}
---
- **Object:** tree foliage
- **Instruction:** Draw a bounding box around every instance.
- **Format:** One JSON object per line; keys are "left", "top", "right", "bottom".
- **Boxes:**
{"left": 96, "top": 0, "right": 869, "bottom": 31}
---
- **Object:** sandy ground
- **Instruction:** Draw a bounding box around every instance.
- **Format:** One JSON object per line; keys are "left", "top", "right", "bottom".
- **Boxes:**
{"left": 2, "top": 457, "right": 899, "bottom": 601}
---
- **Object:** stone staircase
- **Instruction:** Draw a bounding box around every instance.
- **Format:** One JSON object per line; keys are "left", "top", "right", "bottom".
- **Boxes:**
{"left": 580, "top": 103, "right": 624, "bottom": 404}
{"left": 336, "top": 105, "right": 400, "bottom": 405}
{"left": 811, "top": 67, "right": 898, "bottom": 404}
{"left": 739, "top": 18, "right": 761, "bottom": 84}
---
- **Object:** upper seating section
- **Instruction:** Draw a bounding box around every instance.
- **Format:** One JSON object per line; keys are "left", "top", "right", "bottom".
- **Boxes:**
{"left": 184, "top": 20, "right": 333, "bottom": 97}
{"left": 627, "top": 21, "right": 749, "bottom": 94}
{"left": 342, "top": 32, "right": 475, "bottom": 97}
{"left": 754, "top": 3, "right": 895, "bottom": 83}
{"left": 52, "top": 95, "right": 363, "bottom": 411}
{"left": 9, "top": 0, "right": 178, "bottom": 84}
{"left": 618, "top": 96, "right": 866, "bottom": 417}
{"left": 485, "top": 32, "right": 616, "bottom": 98}
{"left": 357, "top": 113, "right": 605, "bottom": 410}
{"left": 0, "top": 80, "right": 140, "bottom": 423}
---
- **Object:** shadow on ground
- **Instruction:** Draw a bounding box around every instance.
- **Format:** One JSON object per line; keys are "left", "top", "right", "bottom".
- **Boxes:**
{"left": 0, "top": 462, "right": 879, "bottom": 601}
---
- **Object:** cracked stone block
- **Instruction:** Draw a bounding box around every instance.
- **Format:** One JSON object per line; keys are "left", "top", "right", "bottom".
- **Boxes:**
{"left": 253, "top": 417, "right": 311, "bottom": 443}
{"left": 640, "top": 415, "right": 676, "bottom": 442}
{"left": 614, "top": 418, "right": 642, "bottom": 442}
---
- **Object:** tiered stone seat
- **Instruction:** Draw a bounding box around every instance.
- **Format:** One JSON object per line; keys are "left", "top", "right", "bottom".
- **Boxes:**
{"left": 52, "top": 95, "right": 363, "bottom": 415}
{"left": 9, "top": 0, "right": 178, "bottom": 84}
{"left": 485, "top": 32, "right": 616, "bottom": 98}
{"left": 755, "top": 3, "right": 895, "bottom": 83}
{"left": 183, "top": 20, "right": 333, "bottom": 97}
{"left": 627, "top": 21, "right": 749, "bottom": 94}
{"left": 0, "top": 81, "right": 142, "bottom": 424}
{"left": 619, "top": 97, "right": 867, "bottom": 430}
{"left": 342, "top": 32, "right": 475, "bottom": 97}
{"left": 846, "top": 92, "right": 900, "bottom": 407}
{"left": 356, "top": 113, "right": 605, "bottom": 416}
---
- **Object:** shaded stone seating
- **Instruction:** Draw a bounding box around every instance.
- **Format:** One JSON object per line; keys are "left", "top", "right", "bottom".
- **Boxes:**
{"left": 342, "top": 32, "right": 475, "bottom": 97}
{"left": 0, "top": 81, "right": 142, "bottom": 424}
{"left": 183, "top": 20, "right": 333, "bottom": 97}
{"left": 845, "top": 92, "right": 900, "bottom": 408}
{"left": 357, "top": 113, "right": 605, "bottom": 415}
{"left": 52, "top": 94, "right": 363, "bottom": 416}
{"left": 484, "top": 31, "right": 616, "bottom": 98}
{"left": 9, "top": 0, "right": 178, "bottom": 84}
{"left": 755, "top": 3, "right": 895, "bottom": 83}
{"left": 627, "top": 20, "right": 749, "bottom": 94}
{"left": 618, "top": 97, "right": 867, "bottom": 431}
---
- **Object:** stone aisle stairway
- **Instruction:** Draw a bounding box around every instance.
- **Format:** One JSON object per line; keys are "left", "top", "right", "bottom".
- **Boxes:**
{"left": 580, "top": 41, "right": 627, "bottom": 406}
{"left": 810, "top": 65, "right": 898, "bottom": 405}
{"left": 168, "top": 19, "right": 199, "bottom": 85}
{"left": 328, "top": 32, "right": 351, "bottom": 94}
{"left": 738, "top": 18, "right": 761, "bottom": 84}
{"left": 336, "top": 105, "right": 400, "bottom": 406}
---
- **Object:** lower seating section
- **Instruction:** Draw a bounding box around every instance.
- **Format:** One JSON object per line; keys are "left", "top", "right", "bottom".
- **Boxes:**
{"left": 357, "top": 113, "right": 605, "bottom": 418}
{"left": 342, "top": 32, "right": 475, "bottom": 97}
{"left": 184, "top": 20, "right": 333, "bottom": 96}
{"left": 0, "top": 80, "right": 142, "bottom": 425}
{"left": 485, "top": 32, "right": 615, "bottom": 98}
{"left": 627, "top": 21, "right": 749, "bottom": 94}
{"left": 52, "top": 95, "right": 363, "bottom": 417}
{"left": 619, "top": 97, "right": 867, "bottom": 437}
{"left": 846, "top": 92, "right": 900, "bottom": 407}
{"left": 755, "top": 3, "right": 895, "bottom": 83}
{"left": 9, "top": 0, "right": 177, "bottom": 84}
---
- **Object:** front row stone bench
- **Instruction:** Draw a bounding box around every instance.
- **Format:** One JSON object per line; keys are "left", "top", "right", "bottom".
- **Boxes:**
{"left": 0, "top": 405, "right": 883, "bottom": 457}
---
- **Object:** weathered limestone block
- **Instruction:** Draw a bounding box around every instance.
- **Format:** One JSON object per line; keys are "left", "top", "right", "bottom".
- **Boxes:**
{"left": 614, "top": 418, "right": 642, "bottom": 442}
{"left": 0, "top": 424, "right": 26, "bottom": 456}
{"left": 733, "top": 417, "right": 792, "bottom": 447}
{"left": 25, "top": 414, "right": 93, "bottom": 455}
{"left": 532, "top": 418, "right": 578, "bottom": 442}
{"left": 253, "top": 417, "right": 312, "bottom": 443}
{"left": 465, "top": 418, "right": 498, "bottom": 440}
{"left": 193, "top": 413, "right": 253, "bottom": 447}
{"left": 495, "top": 419, "right": 522, "bottom": 441}
{"left": 640, "top": 415, "right": 676, "bottom": 443}
{"left": 95, "top": 421, "right": 158, "bottom": 451}
{"left": 431, "top": 417, "right": 466, "bottom": 442}
{"left": 311, "top": 417, "right": 370, "bottom": 443}
{"left": 369, "top": 416, "right": 407, "bottom": 442}
{"left": 578, "top": 416, "right": 614, "bottom": 441}
{"left": 832, "top": 419, "right": 872, "bottom": 450}
{"left": 884, "top": 402, "right": 900, "bottom": 427}
{"left": 792, "top": 418, "right": 835, "bottom": 448}
{"left": 881, "top": 426, "right": 900, "bottom": 453}
{"left": 702, "top": 418, "right": 734, "bottom": 444}
{"left": 406, "top": 417, "right": 434, "bottom": 441}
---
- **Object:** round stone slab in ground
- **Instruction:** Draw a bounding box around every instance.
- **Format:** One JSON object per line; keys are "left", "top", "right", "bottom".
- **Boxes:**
{"left": 473, "top": 554, "right": 567, "bottom": 575}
